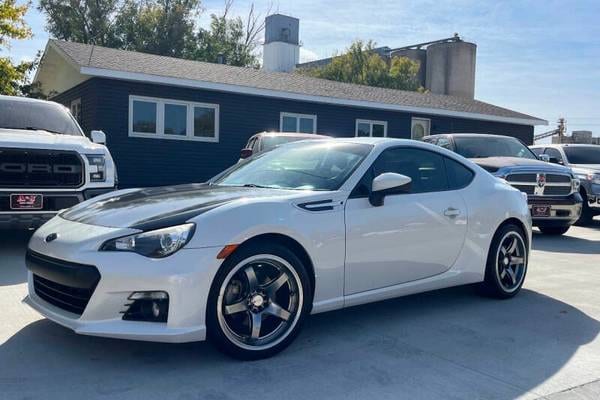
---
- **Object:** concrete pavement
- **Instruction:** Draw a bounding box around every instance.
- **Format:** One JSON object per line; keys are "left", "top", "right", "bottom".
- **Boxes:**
{"left": 1, "top": 222, "right": 599, "bottom": 400}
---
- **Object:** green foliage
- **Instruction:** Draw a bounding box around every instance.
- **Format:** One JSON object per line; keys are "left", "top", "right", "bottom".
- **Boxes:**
{"left": 37, "top": 0, "right": 263, "bottom": 66}
{"left": 37, "top": 0, "right": 119, "bottom": 46}
{"left": 297, "top": 40, "right": 424, "bottom": 92}
{"left": 113, "top": 0, "right": 199, "bottom": 57}
{"left": 0, "top": 0, "right": 34, "bottom": 95}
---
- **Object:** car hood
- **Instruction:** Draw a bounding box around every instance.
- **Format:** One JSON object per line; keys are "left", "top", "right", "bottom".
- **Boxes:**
{"left": 60, "top": 184, "right": 316, "bottom": 230}
{"left": 570, "top": 164, "right": 600, "bottom": 173}
{"left": 470, "top": 157, "right": 570, "bottom": 174}
{"left": 0, "top": 128, "right": 105, "bottom": 153}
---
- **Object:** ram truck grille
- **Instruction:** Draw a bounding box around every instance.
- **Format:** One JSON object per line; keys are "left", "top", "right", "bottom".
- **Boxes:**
{"left": 0, "top": 148, "right": 84, "bottom": 188}
{"left": 506, "top": 173, "right": 572, "bottom": 196}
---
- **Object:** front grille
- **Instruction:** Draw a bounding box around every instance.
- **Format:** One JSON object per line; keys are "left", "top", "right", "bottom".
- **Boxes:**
{"left": 27, "top": 251, "right": 100, "bottom": 316}
{"left": 33, "top": 275, "right": 95, "bottom": 315}
{"left": 0, "top": 148, "right": 84, "bottom": 188}
{"left": 506, "top": 173, "right": 572, "bottom": 197}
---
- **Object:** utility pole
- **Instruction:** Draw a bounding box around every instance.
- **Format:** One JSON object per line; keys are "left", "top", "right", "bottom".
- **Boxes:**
{"left": 557, "top": 118, "right": 566, "bottom": 144}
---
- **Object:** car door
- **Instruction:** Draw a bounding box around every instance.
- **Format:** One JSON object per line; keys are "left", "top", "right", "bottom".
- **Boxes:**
{"left": 344, "top": 147, "right": 468, "bottom": 295}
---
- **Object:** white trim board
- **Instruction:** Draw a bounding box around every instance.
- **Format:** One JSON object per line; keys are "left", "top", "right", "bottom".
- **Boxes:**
{"left": 78, "top": 66, "right": 547, "bottom": 127}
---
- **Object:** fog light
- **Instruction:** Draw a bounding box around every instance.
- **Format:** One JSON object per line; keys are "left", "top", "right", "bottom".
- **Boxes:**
{"left": 122, "top": 291, "right": 169, "bottom": 323}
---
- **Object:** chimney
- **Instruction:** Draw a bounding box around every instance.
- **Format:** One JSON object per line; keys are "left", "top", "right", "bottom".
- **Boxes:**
{"left": 262, "top": 14, "right": 300, "bottom": 72}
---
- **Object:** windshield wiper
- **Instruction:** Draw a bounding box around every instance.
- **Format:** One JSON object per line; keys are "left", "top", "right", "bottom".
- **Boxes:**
{"left": 243, "top": 183, "right": 273, "bottom": 189}
{"left": 0, "top": 126, "right": 66, "bottom": 135}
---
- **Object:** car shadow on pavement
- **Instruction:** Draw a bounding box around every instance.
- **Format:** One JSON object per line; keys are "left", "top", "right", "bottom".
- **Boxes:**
{"left": 532, "top": 230, "right": 600, "bottom": 254}
{"left": 0, "top": 230, "right": 31, "bottom": 286}
{"left": 1, "top": 286, "right": 598, "bottom": 399}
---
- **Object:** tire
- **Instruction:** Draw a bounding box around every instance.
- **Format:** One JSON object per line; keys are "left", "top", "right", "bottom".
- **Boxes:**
{"left": 575, "top": 192, "right": 593, "bottom": 226}
{"left": 480, "top": 223, "right": 528, "bottom": 299}
{"left": 538, "top": 226, "right": 570, "bottom": 235}
{"left": 206, "top": 241, "right": 312, "bottom": 360}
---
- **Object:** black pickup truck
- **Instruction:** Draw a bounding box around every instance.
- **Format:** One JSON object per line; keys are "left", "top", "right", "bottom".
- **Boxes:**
{"left": 424, "top": 133, "right": 582, "bottom": 235}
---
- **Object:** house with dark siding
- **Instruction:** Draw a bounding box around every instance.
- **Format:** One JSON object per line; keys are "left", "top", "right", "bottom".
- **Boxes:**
{"left": 33, "top": 40, "right": 547, "bottom": 188}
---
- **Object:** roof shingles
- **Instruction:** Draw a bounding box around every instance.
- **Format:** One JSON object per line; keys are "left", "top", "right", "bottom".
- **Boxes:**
{"left": 50, "top": 40, "right": 545, "bottom": 125}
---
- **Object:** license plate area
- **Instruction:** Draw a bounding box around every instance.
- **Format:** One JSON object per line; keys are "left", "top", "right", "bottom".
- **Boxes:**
{"left": 531, "top": 205, "right": 551, "bottom": 217}
{"left": 10, "top": 194, "right": 43, "bottom": 210}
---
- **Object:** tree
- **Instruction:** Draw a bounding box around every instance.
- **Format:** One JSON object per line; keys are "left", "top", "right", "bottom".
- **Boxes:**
{"left": 185, "top": 0, "right": 265, "bottom": 67}
{"left": 38, "top": 0, "right": 119, "bottom": 46}
{"left": 0, "top": 0, "right": 34, "bottom": 95}
{"left": 37, "top": 0, "right": 265, "bottom": 67}
{"left": 297, "top": 40, "right": 424, "bottom": 92}
{"left": 113, "top": 0, "right": 199, "bottom": 58}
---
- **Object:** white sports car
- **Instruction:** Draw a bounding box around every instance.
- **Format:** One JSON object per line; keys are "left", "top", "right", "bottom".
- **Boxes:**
{"left": 25, "top": 138, "right": 531, "bottom": 359}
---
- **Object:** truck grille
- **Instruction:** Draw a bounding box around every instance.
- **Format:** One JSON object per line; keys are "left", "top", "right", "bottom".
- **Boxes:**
{"left": 27, "top": 251, "right": 100, "bottom": 316}
{"left": 0, "top": 148, "right": 84, "bottom": 188}
{"left": 506, "top": 173, "right": 572, "bottom": 196}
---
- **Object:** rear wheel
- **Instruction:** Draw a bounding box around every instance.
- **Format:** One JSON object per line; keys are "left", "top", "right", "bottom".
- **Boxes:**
{"left": 481, "top": 224, "right": 528, "bottom": 299}
{"left": 538, "top": 226, "right": 570, "bottom": 235}
{"left": 207, "top": 242, "right": 311, "bottom": 360}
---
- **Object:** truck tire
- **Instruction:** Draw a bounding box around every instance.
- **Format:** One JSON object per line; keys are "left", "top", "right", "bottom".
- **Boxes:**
{"left": 575, "top": 192, "right": 593, "bottom": 226}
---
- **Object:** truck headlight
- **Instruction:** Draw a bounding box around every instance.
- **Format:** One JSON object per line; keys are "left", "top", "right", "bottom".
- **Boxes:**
{"left": 86, "top": 154, "right": 106, "bottom": 182}
{"left": 572, "top": 178, "right": 581, "bottom": 193}
{"left": 588, "top": 173, "right": 600, "bottom": 185}
{"left": 100, "top": 223, "right": 195, "bottom": 258}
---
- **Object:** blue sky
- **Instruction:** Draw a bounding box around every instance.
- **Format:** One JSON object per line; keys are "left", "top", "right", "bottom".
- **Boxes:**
{"left": 5, "top": 0, "right": 600, "bottom": 138}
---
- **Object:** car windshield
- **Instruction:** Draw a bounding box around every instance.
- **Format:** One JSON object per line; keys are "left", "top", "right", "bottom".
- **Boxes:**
{"left": 213, "top": 141, "right": 371, "bottom": 191}
{"left": 563, "top": 147, "right": 600, "bottom": 164}
{"left": 454, "top": 136, "right": 537, "bottom": 159}
{"left": 261, "top": 135, "right": 319, "bottom": 151}
{"left": 0, "top": 98, "right": 83, "bottom": 136}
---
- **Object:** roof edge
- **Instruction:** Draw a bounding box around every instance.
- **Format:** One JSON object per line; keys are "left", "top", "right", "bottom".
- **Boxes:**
{"left": 80, "top": 66, "right": 547, "bottom": 126}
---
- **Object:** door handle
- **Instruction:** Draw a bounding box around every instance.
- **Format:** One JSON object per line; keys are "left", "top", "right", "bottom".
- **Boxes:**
{"left": 444, "top": 207, "right": 461, "bottom": 217}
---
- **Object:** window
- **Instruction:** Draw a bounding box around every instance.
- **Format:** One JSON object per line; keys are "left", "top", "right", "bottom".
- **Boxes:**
{"left": 530, "top": 147, "right": 544, "bottom": 156}
{"left": 544, "top": 148, "right": 564, "bottom": 164}
{"left": 355, "top": 119, "right": 387, "bottom": 137}
{"left": 70, "top": 98, "right": 82, "bottom": 123}
{"left": 129, "top": 96, "right": 219, "bottom": 142}
{"left": 411, "top": 118, "right": 431, "bottom": 140}
{"left": 280, "top": 112, "right": 317, "bottom": 134}
{"left": 373, "top": 148, "right": 447, "bottom": 193}
{"left": 444, "top": 157, "right": 474, "bottom": 189}
{"left": 437, "top": 137, "right": 452, "bottom": 150}
{"left": 164, "top": 103, "right": 187, "bottom": 136}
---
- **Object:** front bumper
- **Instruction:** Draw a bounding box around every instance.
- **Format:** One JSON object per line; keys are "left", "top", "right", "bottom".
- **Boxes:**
{"left": 24, "top": 217, "right": 224, "bottom": 343}
{"left": 0, "top": 187, "right": 116, "bottom": 229}
{"left": 528, "top": 192, "right": 583, "bottom": 227}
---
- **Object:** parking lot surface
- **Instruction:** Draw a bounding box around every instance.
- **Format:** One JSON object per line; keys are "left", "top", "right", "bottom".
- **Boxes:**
{"left": 1, "top": 222, "right": 599, "bottom": 400}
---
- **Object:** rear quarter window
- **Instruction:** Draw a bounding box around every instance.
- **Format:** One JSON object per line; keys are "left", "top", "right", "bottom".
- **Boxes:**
{"left": 444, "top": 157, "right": 474, "bottom": 190}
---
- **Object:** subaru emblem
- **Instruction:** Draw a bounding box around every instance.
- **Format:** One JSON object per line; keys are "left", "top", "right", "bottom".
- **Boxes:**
{"left": 45, "top": 233, "right": 58, "bottom": 243}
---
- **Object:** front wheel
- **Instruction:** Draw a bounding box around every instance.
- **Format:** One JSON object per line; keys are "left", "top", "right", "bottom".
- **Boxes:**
{"left": 481, "top": 224, "right": 528, "bottom": 299}
{"left": 207, "top": 242, "right": 312, "bottom": 360}
{"left": 538, "top": 226, "right": 570, "bottom": 235}
{"left": 575, "top": 193, "right": 594, "bottom": 226}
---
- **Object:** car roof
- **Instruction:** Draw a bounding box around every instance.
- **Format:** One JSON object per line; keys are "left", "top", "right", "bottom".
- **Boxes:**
{"left": 0, "top": 94, "right": 62, "bottom": 107}
{"left": 535, "top": 143, "right": 599, "bottom": 148}
{"left": 428, "top": 133, "right": 517, "bottom": 139}
{"left": 253, "top": 131, "right": 330, "bottom": 139}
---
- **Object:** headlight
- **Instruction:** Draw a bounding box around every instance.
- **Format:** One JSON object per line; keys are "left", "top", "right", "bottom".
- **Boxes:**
{"left": 588, "top": 173, "right": 600, "bottom": 185}
{"left": 100, "top": 223, "right": 195, "bottom": 258}
{"left": 572, "top": 178, "right": 581, "bottom": 193}
{"left": 86, "top": 154, "right": 106, "bottom": 182}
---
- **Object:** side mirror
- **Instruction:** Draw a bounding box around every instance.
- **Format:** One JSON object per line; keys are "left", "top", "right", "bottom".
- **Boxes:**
{"left": 240, "top": 148, "right": 253, "bottom": 159}
{"left": 369, "top": 173, "right": 412, "bottom": 207}
{"left": 91, "top": 130, "right": 106, "bottom": 145}
{"left": 538, "top": 154, "right": 550, "bottom": 162}
{"left": 548, "top": 157, "right": 563, "bottom": 165}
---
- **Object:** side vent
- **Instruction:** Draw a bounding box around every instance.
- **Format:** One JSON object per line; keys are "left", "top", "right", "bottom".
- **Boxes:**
{"left": 297, "top": 199, "right": 335, "bottom": 212}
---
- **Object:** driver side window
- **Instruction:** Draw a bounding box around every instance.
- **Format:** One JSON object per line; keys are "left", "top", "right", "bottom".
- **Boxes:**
{"left": 544, "top": 148, "right": 564, "bottom": 163}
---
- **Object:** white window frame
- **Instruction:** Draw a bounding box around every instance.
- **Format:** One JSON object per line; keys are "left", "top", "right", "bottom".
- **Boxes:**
{"left": 355, "top": 119, "right": 388, "bottom": 137}
{"left": 70, "top": 98, "right": 82, "bottom": 122}
{"left": 411, "top": 117, "right": 431, "bottom": 139}
{"left": 279, "top": 112, "right": 317, "bottom": 134}
{"left": 128, "top": 95, "right": 219, "bottom": 142}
